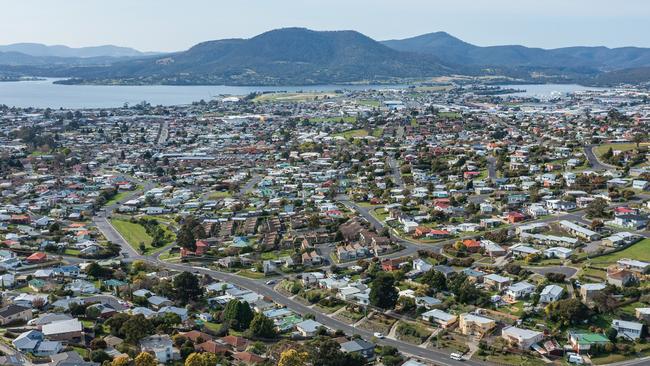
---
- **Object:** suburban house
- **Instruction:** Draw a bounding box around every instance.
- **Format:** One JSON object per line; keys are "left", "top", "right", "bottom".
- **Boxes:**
{"left": 458, "top": 313, "right": 496, "bottom": 336}
{"left": 483, "top": 274, "right": 512, "bottom": 291}
{"left": 41, "top": 319, "right": 83, "bottom": 342}
{"left": 580, "top": 283, "right": 607, "bottom": 305}
{"left": 568, "top": 331, "right": 610, "bottom": 353}
{"left": 140, "top": 334, "right": 176, "bottom": 363}
{"left": 501, "top": 326, "right": 544, "bottom": 349}
{"left": 539, "top": 285, "right": 564, "bottom": 304}
{"left": 0, "top": 305, "right": 32, "bottom": 325}
{"left": 296, "top": 319, "right": 324, "bottom": 337}
{"left": 505, "top": 281, "right": 536, "bottom": 300}
{"left": 340, "top": 339, "right": 375, "bottom": 360}
{"left": 421, "top": 309, "right": 457, "bottom": 328}
{"left": 559, "top": 220, "right": 600, "bottom": 241}
{"left": 612, "top": 319, "right": 643, "bottom": 340}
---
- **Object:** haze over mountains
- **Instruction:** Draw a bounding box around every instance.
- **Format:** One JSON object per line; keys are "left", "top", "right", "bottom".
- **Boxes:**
{"left": 0, "top": 43, "right": 156, "bottom": 58}
{"left": 382, "top": 32, "right": 650, "bottom": 71}
{"left": 1, "top": 28, "right": 650, "bottom": 86}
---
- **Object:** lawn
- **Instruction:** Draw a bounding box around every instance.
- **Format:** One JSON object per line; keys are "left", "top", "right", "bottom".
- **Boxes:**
{"left": 208, "top": 191, "right": 232, "bottom": 199}
{"left": 476, "top": 353, "right": 546, "bottom": 366}
{"left": 335, "top": 129, "right": 368, "bottom": 139}
{"left": 105, "top": 190, "right": 131, "bottom": 206}
{"left": 203, "top": 322, "right": 222, "bottom": 333}
{"left": 357, "top": 99, "right": 380, "bottom": 107}
{"left": 237, "top": 269, "right": 266, "bottom": 279}
{"left": 438, "top": 111, "right": 462, "bottom": 119}
{"left": 371, "top": 128, "right": 384, "bottom": 138}
{"left": 334, "top": 309, "right": 365, "bottom": 323}
{"left": 253, "top": 92, "right": 338, "bottom": 103}
{"left": 310, "top": 116, "right": 356, "bottom": 123}
{"left": 63, "top": 248, "right": 81, "bottom": 256}
{"left": 260, "top": 249, "right": 294, "bottom": 260}
{"left": 395, "top": 321, "right": 432, "bottom": 345}
{"left": 110, "top": 219, "right": 153, "bottom": 253}
{"left": 594, "top": 142, "right": 650, "bottom": 157}
{"left": 589, "top": 239, "right": 650, "bottom": 268}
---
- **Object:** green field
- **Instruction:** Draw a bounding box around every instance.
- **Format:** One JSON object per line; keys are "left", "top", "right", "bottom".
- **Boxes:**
{"left": 208, "top": 191, "right": 232, "bottom": 199}
{"left": 438, "top": 111, "right": 462, "bottom": 119}
{"left": 371, "top": 128, "right": 384, "bottom": 138}
{"left": 357, "top": 99, "right": 380, "bottom": 107}
{"left": 260, "top": 249, "right": 294, "bottom": 260}
{"left": 105, "top": 190, "right": 131, "bottom": 206}
{"left": 594, "top": 142, "right": 650, "bottom": 157}
{"left": 110, "top": 219, "right": 153, "bottom": 253}
{"left": 253, "top": 92, "right": 338, "bottom": 103}
{"left": 310, "top": 116, "right": 356, "bottom": 123}
{"left": 589, "top": 239, "right": 650, "bottom": 268}
{"left": 335, "top": 129, "right": 368, "bottom": 139}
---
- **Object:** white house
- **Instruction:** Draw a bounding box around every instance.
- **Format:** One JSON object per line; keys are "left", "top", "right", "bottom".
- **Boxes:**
{"left": 539, "top": 285, "right": 564, "bottom": 303}
{"left": 296, "top": 319, "right": 324, "bottom": 337}
{"left": 421, "top": 309, "right": 457, "bottom": 328}
{"left": 501, "top": 326, "right": 544, "bottom": 349}
{"left": 505, "top": 281, "right": 536, "bottom": 300}
{"left": 612, "top": 319, "right": 643, "bottom": 340}
{"left": 544, "top": 247, "right": 574, "bottom": 259}
{"left": 140, "top": 334, "right": 176, "bottom": 363}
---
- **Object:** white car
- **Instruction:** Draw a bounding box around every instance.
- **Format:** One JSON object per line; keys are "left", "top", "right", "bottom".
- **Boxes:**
{"left": 265, "top": 280, "right": 276, "bottom": 285}
{"left": 450, "top": 353, "right": 463, "bottom": 361}
{"left": 373, "top": 332, "right": 384, "bottom": 339}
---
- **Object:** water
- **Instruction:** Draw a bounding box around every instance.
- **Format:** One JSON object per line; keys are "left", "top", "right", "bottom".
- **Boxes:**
{"left": 0, "top": 78, "right": 406, "bottom": 109}
{"left": 0, "top": 79, "right": 608, "bottom": 108}
{"left": 500, "top": 84, "right": 607, "bottom": 98}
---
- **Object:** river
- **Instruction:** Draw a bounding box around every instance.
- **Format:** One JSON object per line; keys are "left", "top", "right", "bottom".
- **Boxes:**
{"left": 0, "top": 78, "right": 406, "bottom": 109}
{"left": 0, "top": 79, "right": 607, "bottom": 108}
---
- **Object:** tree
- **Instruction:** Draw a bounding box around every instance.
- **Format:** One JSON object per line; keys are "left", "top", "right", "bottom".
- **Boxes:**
{"left": 111, "top": 355, "right": 131, "bottom": 366}
{"left": 121, "top": 314, "right": 154, "bottom": 343}
{"left": 606, "top": 328, "right": 619, "bottom": 342}
{"left": 586, "top": 198, "right": 609, "bottom": 219}
{"left": 173, "top": 271, "right": 203, "bottom": 304}
{"left": 223, "top": 299, "right": 254, "bottom": 331}
{"left": 90, "top": 338, "right": 107, "bottom": 350}
{"left": 90, "top": 350, "right": 111, "bottom": 363}
{"left": 633, "top": 133, "right": 647, "bottom": 148}
{"left": 421, "top": 269, "right": 447, "bottom": 293}
{"left": 135, "top": 352, "right": 157, "bottom": 366}
{"left": 307, "top": 336, "right": 366, "bottom": 366}
{"left": 184, "top": 353, "right": 220, "bottom": 366}
{"left": 278, "top": 349, "right": 310, "bottom": 366}
{"left": 369, "top": 272, "right": 398, "bottom": 309}
{"left": 248, "top": 312, "right": 276, "bottom": 339}
{"left": 545, "top": 298, "right": 589, "bottom": 326}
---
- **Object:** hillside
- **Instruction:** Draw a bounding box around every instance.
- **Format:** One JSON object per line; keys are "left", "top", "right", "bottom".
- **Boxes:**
{"left": 0, "top": 43, "right": 156, "bottom": 58}
{"left": 382, "top": 32, "right": 650, "bottom": 71}
{"left": 54, "top": 28, "right": 452, "bottom": 85}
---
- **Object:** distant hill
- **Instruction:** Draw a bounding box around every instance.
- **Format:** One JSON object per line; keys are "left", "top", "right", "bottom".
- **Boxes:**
{"left": 54, "top": 28, "right": 451, "bottom": 85}
{"left": 382, "top": 32, "right": 650, "bottom": 71}
{"left": 0, "top": 51, "right": 131, "bottom": 66}
{"left": 0, "top": 43, "right": 157, "bottom": 58}
{"left": 3, "top": 28, "right": 650, "bottom": 86}
{"left": 589, "top": 66, "right": 650, "bottom": 85}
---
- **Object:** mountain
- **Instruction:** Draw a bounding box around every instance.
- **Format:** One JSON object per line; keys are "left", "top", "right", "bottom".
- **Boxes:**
{"left": 47, "top": 28, "right": 453, "bottom": 85}
{"left": 0, "top": 51, "right": 138, "bottom": 66}
{"left": 0, "top": 43, "right": 157, "bottom": 58}
{"left": 3, "top": 28, "right": 650, "bottom": 86}
{"left": 382, "top": 32, "right": 650, "bottom": 71}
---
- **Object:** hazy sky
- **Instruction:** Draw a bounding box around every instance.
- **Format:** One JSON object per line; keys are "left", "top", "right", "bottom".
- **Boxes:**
{"left": 3, "top": 0, "right": 650, "bottom": 52}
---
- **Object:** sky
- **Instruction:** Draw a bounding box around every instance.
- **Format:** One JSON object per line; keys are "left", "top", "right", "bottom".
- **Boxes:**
{"left": 2, "top": 0, "right": 650, "bottom": 52}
